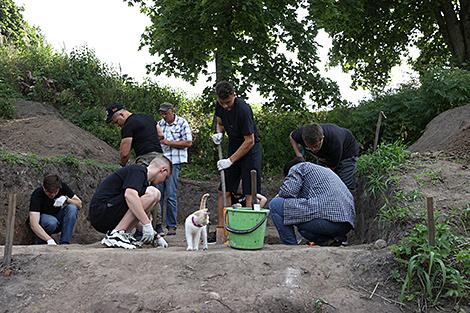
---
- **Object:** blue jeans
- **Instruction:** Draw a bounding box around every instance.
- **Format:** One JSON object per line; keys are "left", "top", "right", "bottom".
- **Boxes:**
{"left": 157, "top": 163, "right": 180, "bottom": 229}
{"left": 269, "top": 198, "right": 352, "bottom": 245}
{"left": 39, "top": 204, "right": 78, "bottom": 244}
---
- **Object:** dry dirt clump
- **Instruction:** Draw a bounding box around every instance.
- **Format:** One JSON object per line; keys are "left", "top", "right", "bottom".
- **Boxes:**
{"left": 409, "top": 104, "right": 470, "bottom": 161}
{"left": 0, "top": 100, "right": 119, "bottom": 164}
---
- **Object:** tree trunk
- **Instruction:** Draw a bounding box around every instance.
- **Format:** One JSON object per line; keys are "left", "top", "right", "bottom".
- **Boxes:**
{"left": 434, "top": 0, "right": 470, "bottom": 66}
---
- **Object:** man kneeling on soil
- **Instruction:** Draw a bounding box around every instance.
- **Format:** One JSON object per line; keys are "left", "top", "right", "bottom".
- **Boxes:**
{"left": 269, "top": 157, "right": 355, "bottom": 246}
{"left": 89, "top": 154, "right": 172, "bottom": 249}
{"left": 29, "top": 174, "right": 82, "bottom": 245}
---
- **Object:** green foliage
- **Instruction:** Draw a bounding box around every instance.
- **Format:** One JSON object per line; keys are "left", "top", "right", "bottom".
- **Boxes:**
{"left": 0, "top": 0, "right": 42, "bottom": 47}
{"left": 0, "top": 148, "right": 118, "bottom": 171}
{"left": 126, "top": 0, "right": 342, "bottom": 109}
{"left": 327, "top": 67, "right": 470, "bottom": 150}
{"left": 357, "top": 142, "right": 408, "bottom": 197}
{"left": 309, "top": 0, "right": 455, "bottom": 90}
{"left": 391, "top": 223, "right": 470, "bottom": 307}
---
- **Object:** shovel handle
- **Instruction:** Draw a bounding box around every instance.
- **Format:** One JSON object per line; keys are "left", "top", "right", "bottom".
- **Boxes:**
{"left": 251, "top": 169, "right": 257, "bottom": 209}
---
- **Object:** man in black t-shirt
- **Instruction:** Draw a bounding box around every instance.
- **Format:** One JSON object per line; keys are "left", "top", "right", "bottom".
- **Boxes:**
{"left": 289, "top": 123, "right": 359, "bottom": 190}
{"left": 29, "top": 174, "right": 82, "bottom": 245}
{"left": 89, "top": 154, "right": 172, "bottom": 249}
{"left": 105, "top": 103, "right": 165, "bottom": 236}
{"left": 212, "top": 81, "right": 263, "bottom": 231}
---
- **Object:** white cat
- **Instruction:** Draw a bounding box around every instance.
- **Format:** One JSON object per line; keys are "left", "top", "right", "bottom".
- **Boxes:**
{"left": 185, "top": 193, "right": 210, "bottom": 251}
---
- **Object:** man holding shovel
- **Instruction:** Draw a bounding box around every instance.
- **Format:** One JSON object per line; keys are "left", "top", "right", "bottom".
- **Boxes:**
{"left": 212, "top": 81, "right": 262, "bottom": 242}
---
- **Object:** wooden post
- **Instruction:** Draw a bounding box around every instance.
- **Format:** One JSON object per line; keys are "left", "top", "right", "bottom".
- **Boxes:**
{"left": 3, "top": 193, "right": 16, "bottom": 267}
{"left": 426, "top": 197, "right": 436, "bottom": 246}
{"left": 216, "top": 144, "right": 227, "bottom": 244}
{"left": 373, "top": 111, "right": 387, "bottom": 150}
{"left": 251, "top": 170, "right": 258, "bottom": 209}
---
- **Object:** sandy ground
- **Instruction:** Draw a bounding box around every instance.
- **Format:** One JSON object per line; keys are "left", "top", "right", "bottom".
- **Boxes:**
{"left": 0, "top": 227, "right": 409, "bottom": 313}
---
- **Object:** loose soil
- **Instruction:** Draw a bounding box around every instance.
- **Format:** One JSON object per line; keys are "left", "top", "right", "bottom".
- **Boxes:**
{"left": 0, "top": 100, "right": 469, "bottom": 312}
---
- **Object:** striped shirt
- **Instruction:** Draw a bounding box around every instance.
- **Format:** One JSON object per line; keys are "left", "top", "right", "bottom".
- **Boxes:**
{"left": 158, "top": 115, "right": 192, "bottom": 164}
{"left": 279, "top": 162, "right": 355, "bottom": 227}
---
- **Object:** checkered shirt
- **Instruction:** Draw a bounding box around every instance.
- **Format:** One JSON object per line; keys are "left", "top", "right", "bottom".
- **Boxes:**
{"left": 158, "top": 115, "right": 192, "bottom": 164}
{"left": 279, "top": 162, "right": 355, "bottom": 227}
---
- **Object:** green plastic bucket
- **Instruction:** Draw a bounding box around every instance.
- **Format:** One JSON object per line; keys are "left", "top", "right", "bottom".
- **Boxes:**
{"left": 224, "top": 207, "right": 270, "bottom": 250}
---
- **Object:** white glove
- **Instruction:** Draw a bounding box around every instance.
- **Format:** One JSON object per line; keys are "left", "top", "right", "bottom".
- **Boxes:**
{"left": 212, "top": 133, "right": 223, "bottom": 145}
{"left": 53, "top": 196, "right": 67, "bottom": 207}
{"left": 47, "top": 239, "right": 57, "bottom": 245}
{"left": 217, "top": 158, "right": 232, "bottom": 171}
{"left": 155, "top": 236, "right": 168, "bottom": 248}
{"left": 141, "top": 223, "right": 155, "bottom": 243}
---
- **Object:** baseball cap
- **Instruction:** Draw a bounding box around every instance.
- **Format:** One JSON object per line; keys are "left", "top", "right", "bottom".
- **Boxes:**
{"left": 105, "top": 103, "right": 124, "bottom": 123}
{"left": 159, "top": 102, "right": 174, "bottom": 112}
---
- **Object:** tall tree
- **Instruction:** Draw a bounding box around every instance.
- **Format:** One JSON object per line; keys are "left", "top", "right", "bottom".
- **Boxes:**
{"left": 0, "top": 0, "right": 39, "bottom": 46}
{"left": 309, "top": 0, "right": 468, "bottom": 90}
{"left": 126, "top": 0, "right": 342, "bottom": 110}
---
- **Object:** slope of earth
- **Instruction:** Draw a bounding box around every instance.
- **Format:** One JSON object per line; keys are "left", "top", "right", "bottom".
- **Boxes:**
{"left": 0, "top": 242, "right": 408, "bottom": 313}
{"left": 0, "top": 100, "right": 119, "bottom": 164}
{"left": 408, "top": 104, "right": 470, "bottom": 162}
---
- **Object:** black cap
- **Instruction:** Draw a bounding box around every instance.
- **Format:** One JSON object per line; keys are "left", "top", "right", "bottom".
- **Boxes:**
{"left": 159, "top": 102, "right": 174, "bottom": 112}
{"left": 105, "top": 103, "right": 124, "bottom": 123}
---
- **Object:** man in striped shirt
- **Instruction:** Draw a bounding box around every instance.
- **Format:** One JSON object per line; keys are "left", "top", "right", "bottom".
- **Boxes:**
{"left": 157, "top": 102, "right": 193, "bottom": 235}
{"left": 269, "top": 157, "right": 355, "bottom": 246}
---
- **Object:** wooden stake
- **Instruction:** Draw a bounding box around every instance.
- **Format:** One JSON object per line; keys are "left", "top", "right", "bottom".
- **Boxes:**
{"left": 217, "top": 144, "right": 227, "bottom": 244}
{"left": 373, "top": 111, "right": 387, "bottom": 150}
{"left": 251, "top": 170, "right": 257, "bottom": 209}
{"left": 426, "top": 197, "right": 435, "bottom": 246}
{"left": 3, "top": 193, "right": 16, "bottom": 267}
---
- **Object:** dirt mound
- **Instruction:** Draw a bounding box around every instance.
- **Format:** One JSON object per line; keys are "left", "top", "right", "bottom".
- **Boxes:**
{"left": 0, "top": 100, "right": 118, "bottom": 164}
{"left": 408, "top": 104, "right": 470, "bottom": 160}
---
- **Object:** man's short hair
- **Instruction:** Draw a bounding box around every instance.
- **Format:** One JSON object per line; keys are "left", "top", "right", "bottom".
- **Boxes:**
{"left": 43, "top": 174, "right": 61, "bottom": 192}
{"left": 215, "top": 81, "right": 234, "bottom": 99}
{"left": 283, "top": 157, "right": 305, "bottom": 177}
{"left": 302, "top": 124, "right": 324, "bottom": 146}
{"left": 149, "top": 154, "right": 173, "bottom": 175}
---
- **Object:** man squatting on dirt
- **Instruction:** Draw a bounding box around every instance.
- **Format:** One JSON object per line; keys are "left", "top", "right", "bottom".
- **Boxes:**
{"left": 29, "top": 174, "right": 82, "bottom": 245}
{"left": 105, "top": 103, "right": 166, "bottom": 236}
{"left": 88, "top": 154, "right": 172, "bottom": 249}
{"left": 269, "top": 157, "right": 355, "bottom": 246}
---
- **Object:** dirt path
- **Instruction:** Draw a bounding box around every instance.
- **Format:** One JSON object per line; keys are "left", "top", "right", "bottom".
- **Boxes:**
{"left": 1, "top": 239, "right": 407, "bottom": 313}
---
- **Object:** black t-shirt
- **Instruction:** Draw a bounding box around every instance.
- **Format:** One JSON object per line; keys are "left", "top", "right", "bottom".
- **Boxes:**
{"left": 121, "top": 113, "right": 163, "bottom": 157}
{"left": 291, "top": 123, "right": 359, "bottom": 167}
{"left": 215, "top": 97, "right": 259, "bottom": 153}
{"left": 90, "top": 164, "right": 149, "bottom": 205}
{"left": 29, "top": 183, "right": 75, "bottom": 215}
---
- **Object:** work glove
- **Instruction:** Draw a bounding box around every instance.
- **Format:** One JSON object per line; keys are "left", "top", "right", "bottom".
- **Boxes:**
{"left": 141, "top": 223, "right": 156, "bottom": 243}
{"left": 217, "top": 158, "right": 232, "bottom": 171}
{"left": 47, "top": 239, "right": 57, "bottom": 245}
{"left": 212, "top": 133, "right": 223, "bottom": 145}
{"left": 155, "top": 236, "right": 168, "bottom": 248}
{"left": 53, "top": 196, "right": 67, "bottom": 207}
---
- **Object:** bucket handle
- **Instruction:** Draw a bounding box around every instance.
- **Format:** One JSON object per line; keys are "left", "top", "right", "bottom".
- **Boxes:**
{"left": 224, "top": 213, "right": 268, "bottom": 235}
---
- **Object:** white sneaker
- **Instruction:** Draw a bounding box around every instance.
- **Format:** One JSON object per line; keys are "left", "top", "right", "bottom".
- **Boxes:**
{"left": 101, "top": 230, "right": 136, "bottom": 249}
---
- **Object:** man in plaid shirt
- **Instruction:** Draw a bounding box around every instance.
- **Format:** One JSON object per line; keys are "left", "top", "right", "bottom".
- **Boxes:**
{"left": 157, "top": 102, "right": 193, "bottom": 235}
{"left": 269, "top": 157, "right": 355, "bottom": 246}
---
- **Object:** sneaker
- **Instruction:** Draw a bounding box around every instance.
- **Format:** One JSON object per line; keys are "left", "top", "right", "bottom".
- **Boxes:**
{"left": 156, "top": 224, "right": 165, "bottom": 237}
{"left": 166, "top": 227, "right": 177, "bottom": 236}
{"left": 101, "top": 230, "right": 136, "bottom": 249}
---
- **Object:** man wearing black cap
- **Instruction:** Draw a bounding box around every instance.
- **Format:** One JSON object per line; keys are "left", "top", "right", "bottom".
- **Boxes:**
{"left": 105, "top": 103, "right": 166, "bottom": 235}
{"left": 157, "top": 102, "right": 193, "bottom": 235}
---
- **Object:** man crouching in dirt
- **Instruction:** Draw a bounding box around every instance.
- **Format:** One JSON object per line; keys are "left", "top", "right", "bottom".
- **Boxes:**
{"left": 88, "top": 154, "right": 172, "bottom": 249}
{"left": 29, "top": 174, "right": 82, "bottom": 245}
{"left": 269, "top": 157, "right": 355, "bottom": 246}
